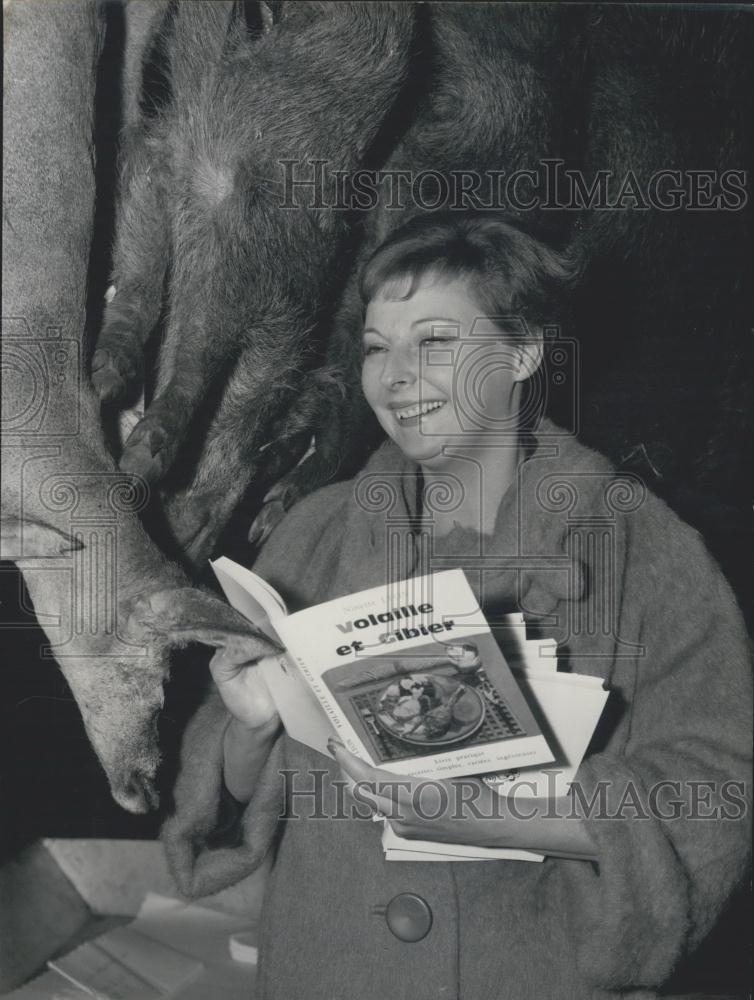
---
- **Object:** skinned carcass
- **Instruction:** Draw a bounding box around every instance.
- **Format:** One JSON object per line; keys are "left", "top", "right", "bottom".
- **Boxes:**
{"left": 2, "top": 0, "right": 280, "bottom": 814}
{"left": 92, "top": 0, "right": 416, "bottom": 567}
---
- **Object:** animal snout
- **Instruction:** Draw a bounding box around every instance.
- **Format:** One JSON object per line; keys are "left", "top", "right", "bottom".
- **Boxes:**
{"left": 114, "top": 768, "right": 161, "bottom": 814}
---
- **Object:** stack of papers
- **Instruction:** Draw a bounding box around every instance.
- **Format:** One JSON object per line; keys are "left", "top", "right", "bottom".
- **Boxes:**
{"left": 381, "top": 614, "right": 609, "bottom": 862}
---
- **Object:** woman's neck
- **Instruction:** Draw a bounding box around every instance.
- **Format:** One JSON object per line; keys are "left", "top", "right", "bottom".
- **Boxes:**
{"left": 419, "top": 439, "right": 524, "bottom": 537}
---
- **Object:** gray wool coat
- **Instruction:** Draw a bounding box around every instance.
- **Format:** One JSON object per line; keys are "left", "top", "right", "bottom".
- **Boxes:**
{"left": 162, "top": 420, "right": 751, "bottom": 1000}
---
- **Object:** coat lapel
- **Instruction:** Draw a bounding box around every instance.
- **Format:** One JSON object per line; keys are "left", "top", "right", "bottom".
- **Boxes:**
{"left": 337, "top": 418, "right": 597, "bottom": 620}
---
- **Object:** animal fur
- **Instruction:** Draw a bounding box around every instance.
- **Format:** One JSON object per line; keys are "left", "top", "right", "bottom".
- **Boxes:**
{"left": 92, "top": 1, "right": 415, "bottom": 566}
{"left": 2, "top": 0, "right": 285, "bottom": 813}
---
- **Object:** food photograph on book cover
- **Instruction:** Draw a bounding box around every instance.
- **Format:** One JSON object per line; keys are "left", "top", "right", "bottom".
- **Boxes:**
{"left": 322, "top": 634, "right": 540, "bottom": 764}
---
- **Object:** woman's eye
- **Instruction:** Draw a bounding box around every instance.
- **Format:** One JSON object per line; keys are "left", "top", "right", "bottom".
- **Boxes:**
{"left": 421, "top": 336, "right": 457, "bottom": 347}
{"left": 362, "top": 343, "right": 386, "bottom": 357}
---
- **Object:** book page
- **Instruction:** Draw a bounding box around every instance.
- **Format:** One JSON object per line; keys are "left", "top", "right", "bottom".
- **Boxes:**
{"left": 43, "top": 894, "right": 258, "bottom": 1000}
{"left": 48, "top": 922, "right": 205, "bottom": 998}
{"left": 49, "top": 939, "right": 165, "bottom": 999}
{"left": 211, "top": 557, "right": 334, "bottom": 753}
{"left": 486, "top": 670, "right": 609, "bottom": 798}
{"left": 381, "top": 821, "right": 544, "bottom": 863}
{"left": 383, "top": 849, "right": 481, "bottom": 861}
{"left": 132, "top": 894, "right": 255, "bottom": 967}
{"left": 492, "top": 615, "right": 558, "bottom": 673}
{"left": 210, "top": 557, "right": 286, "bottom": 639}
{"left": 258, "top": 654, "right": 333, "bottom": 755}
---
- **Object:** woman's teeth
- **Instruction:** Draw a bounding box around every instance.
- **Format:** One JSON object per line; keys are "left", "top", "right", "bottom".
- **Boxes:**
{"left": 395, "top": 400, "right": 445, "bottom": 421}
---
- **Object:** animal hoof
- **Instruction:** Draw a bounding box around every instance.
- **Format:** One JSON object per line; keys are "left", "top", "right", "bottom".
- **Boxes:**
{"left": 168, "top": 499, "right": 222, "bottom": 570}
{"left": 248, "top": 498, "right": 286, "bottom": 547}
{"left": 120, "top": 418, "right": 170, "bottom": 481}
{"left": 91, "top": 350, "right": 127, "bottom": 400}
{"left": 119, "top": 441, "right": 165, "bottom": 482}
{"left": 91, "top": 347, "right": 140, "bottom": 401}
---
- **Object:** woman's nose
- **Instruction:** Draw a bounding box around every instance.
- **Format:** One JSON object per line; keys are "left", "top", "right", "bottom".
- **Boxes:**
{"left": 380, "top": 347, "right": 417, "bottom": 390}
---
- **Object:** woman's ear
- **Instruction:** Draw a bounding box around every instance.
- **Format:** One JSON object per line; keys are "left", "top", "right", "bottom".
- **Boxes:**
{"left": 513, "top": 340, "right": 544, "bottom": 382}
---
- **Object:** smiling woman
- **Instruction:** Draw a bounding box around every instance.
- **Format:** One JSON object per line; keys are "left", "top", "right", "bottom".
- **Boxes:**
{"left": 360, "top": 213, "right": 579, "bottom": 533}
{"left": 162, "top": 211, "right": 751, "bottom": 1000}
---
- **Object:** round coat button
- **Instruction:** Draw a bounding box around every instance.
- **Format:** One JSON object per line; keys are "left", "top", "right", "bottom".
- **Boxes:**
{"left": 385, "top": 893, "right": 433, "bottom": 942}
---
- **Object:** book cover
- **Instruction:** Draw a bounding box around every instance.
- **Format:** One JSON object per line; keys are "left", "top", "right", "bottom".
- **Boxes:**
{"left": 273, "top": 569, "right": 553, "bottom": 779}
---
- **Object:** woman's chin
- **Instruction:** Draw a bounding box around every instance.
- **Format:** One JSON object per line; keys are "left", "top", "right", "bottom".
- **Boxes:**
{"left": 392, "top": 435, "right": 449, "bottom": 465}
{"left": 378, "top": 415, "right": 455, "bottom": 465}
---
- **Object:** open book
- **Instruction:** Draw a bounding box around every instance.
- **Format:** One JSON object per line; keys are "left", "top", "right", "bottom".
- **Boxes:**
{"left": 211, "top": 558, "right": 609, "bottom": 860}
{"left": 211, "top": 559, "right": 553, "bottom": 780}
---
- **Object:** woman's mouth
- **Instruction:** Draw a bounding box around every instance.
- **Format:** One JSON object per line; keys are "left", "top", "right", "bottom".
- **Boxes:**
{"left": 392, "top": 400, "right": 446, "bottom": 424}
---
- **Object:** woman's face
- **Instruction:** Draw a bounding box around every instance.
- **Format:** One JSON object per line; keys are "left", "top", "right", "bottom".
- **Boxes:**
{"left": 361, "top": 273, "right": 536, "bottom": 468}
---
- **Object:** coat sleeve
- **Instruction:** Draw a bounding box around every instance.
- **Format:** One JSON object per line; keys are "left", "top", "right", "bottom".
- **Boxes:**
{"left": 161, "top": 685, "right": 286, "bottom": 898}
{"left": 161, "top": 483, "right": 350, "bottom": 897}
{"left": 561, "top": 510, "right": 752, "bottom": 991}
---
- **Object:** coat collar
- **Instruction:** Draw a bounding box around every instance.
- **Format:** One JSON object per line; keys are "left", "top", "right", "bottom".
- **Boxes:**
{"left": 337, "top": 418, "right": 618, "bottom": 616}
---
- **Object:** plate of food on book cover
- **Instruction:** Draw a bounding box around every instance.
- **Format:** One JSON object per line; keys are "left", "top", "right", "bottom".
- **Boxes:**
{"left": 375, "top": 673, "right": 485, "bottom": 747}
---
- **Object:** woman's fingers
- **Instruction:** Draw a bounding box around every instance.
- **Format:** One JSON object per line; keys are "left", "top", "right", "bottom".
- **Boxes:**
{"left": 209, "top": 649, "right": 280, "bottom": 729}
{"left": 208, "top": 648, "right": 254, "bottom": 685}
{"left": 330, "top": 741, "right": 396, "bottom": 786}
{"left": 340, "top": 773, "right": 395, "bottom": 817}
{"left": 328, "top": 740, "right": 501, "bottom": 841}
{"left": 208, "top": 645, "right": 268, "bottom": 685}
{"left": 329, "top": 740, "right": 417, "bottom": 813}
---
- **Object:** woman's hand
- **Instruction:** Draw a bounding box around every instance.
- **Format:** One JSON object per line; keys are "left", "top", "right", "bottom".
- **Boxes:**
{"left": 209, "top": 645, "right": 280, "bottom": 732}
{"left": 330, "top": 738, "right": 510, "bottom": 847}
{"left": 210, "top": 646, "right": 282, "bottom": 804}
{"left": 329, "top": 738, "right": 597, "bottom": 859}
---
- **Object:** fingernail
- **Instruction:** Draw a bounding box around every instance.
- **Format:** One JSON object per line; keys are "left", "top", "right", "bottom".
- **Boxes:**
{"left": 327, "top": 736, "right": 344, "bottom": 754}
